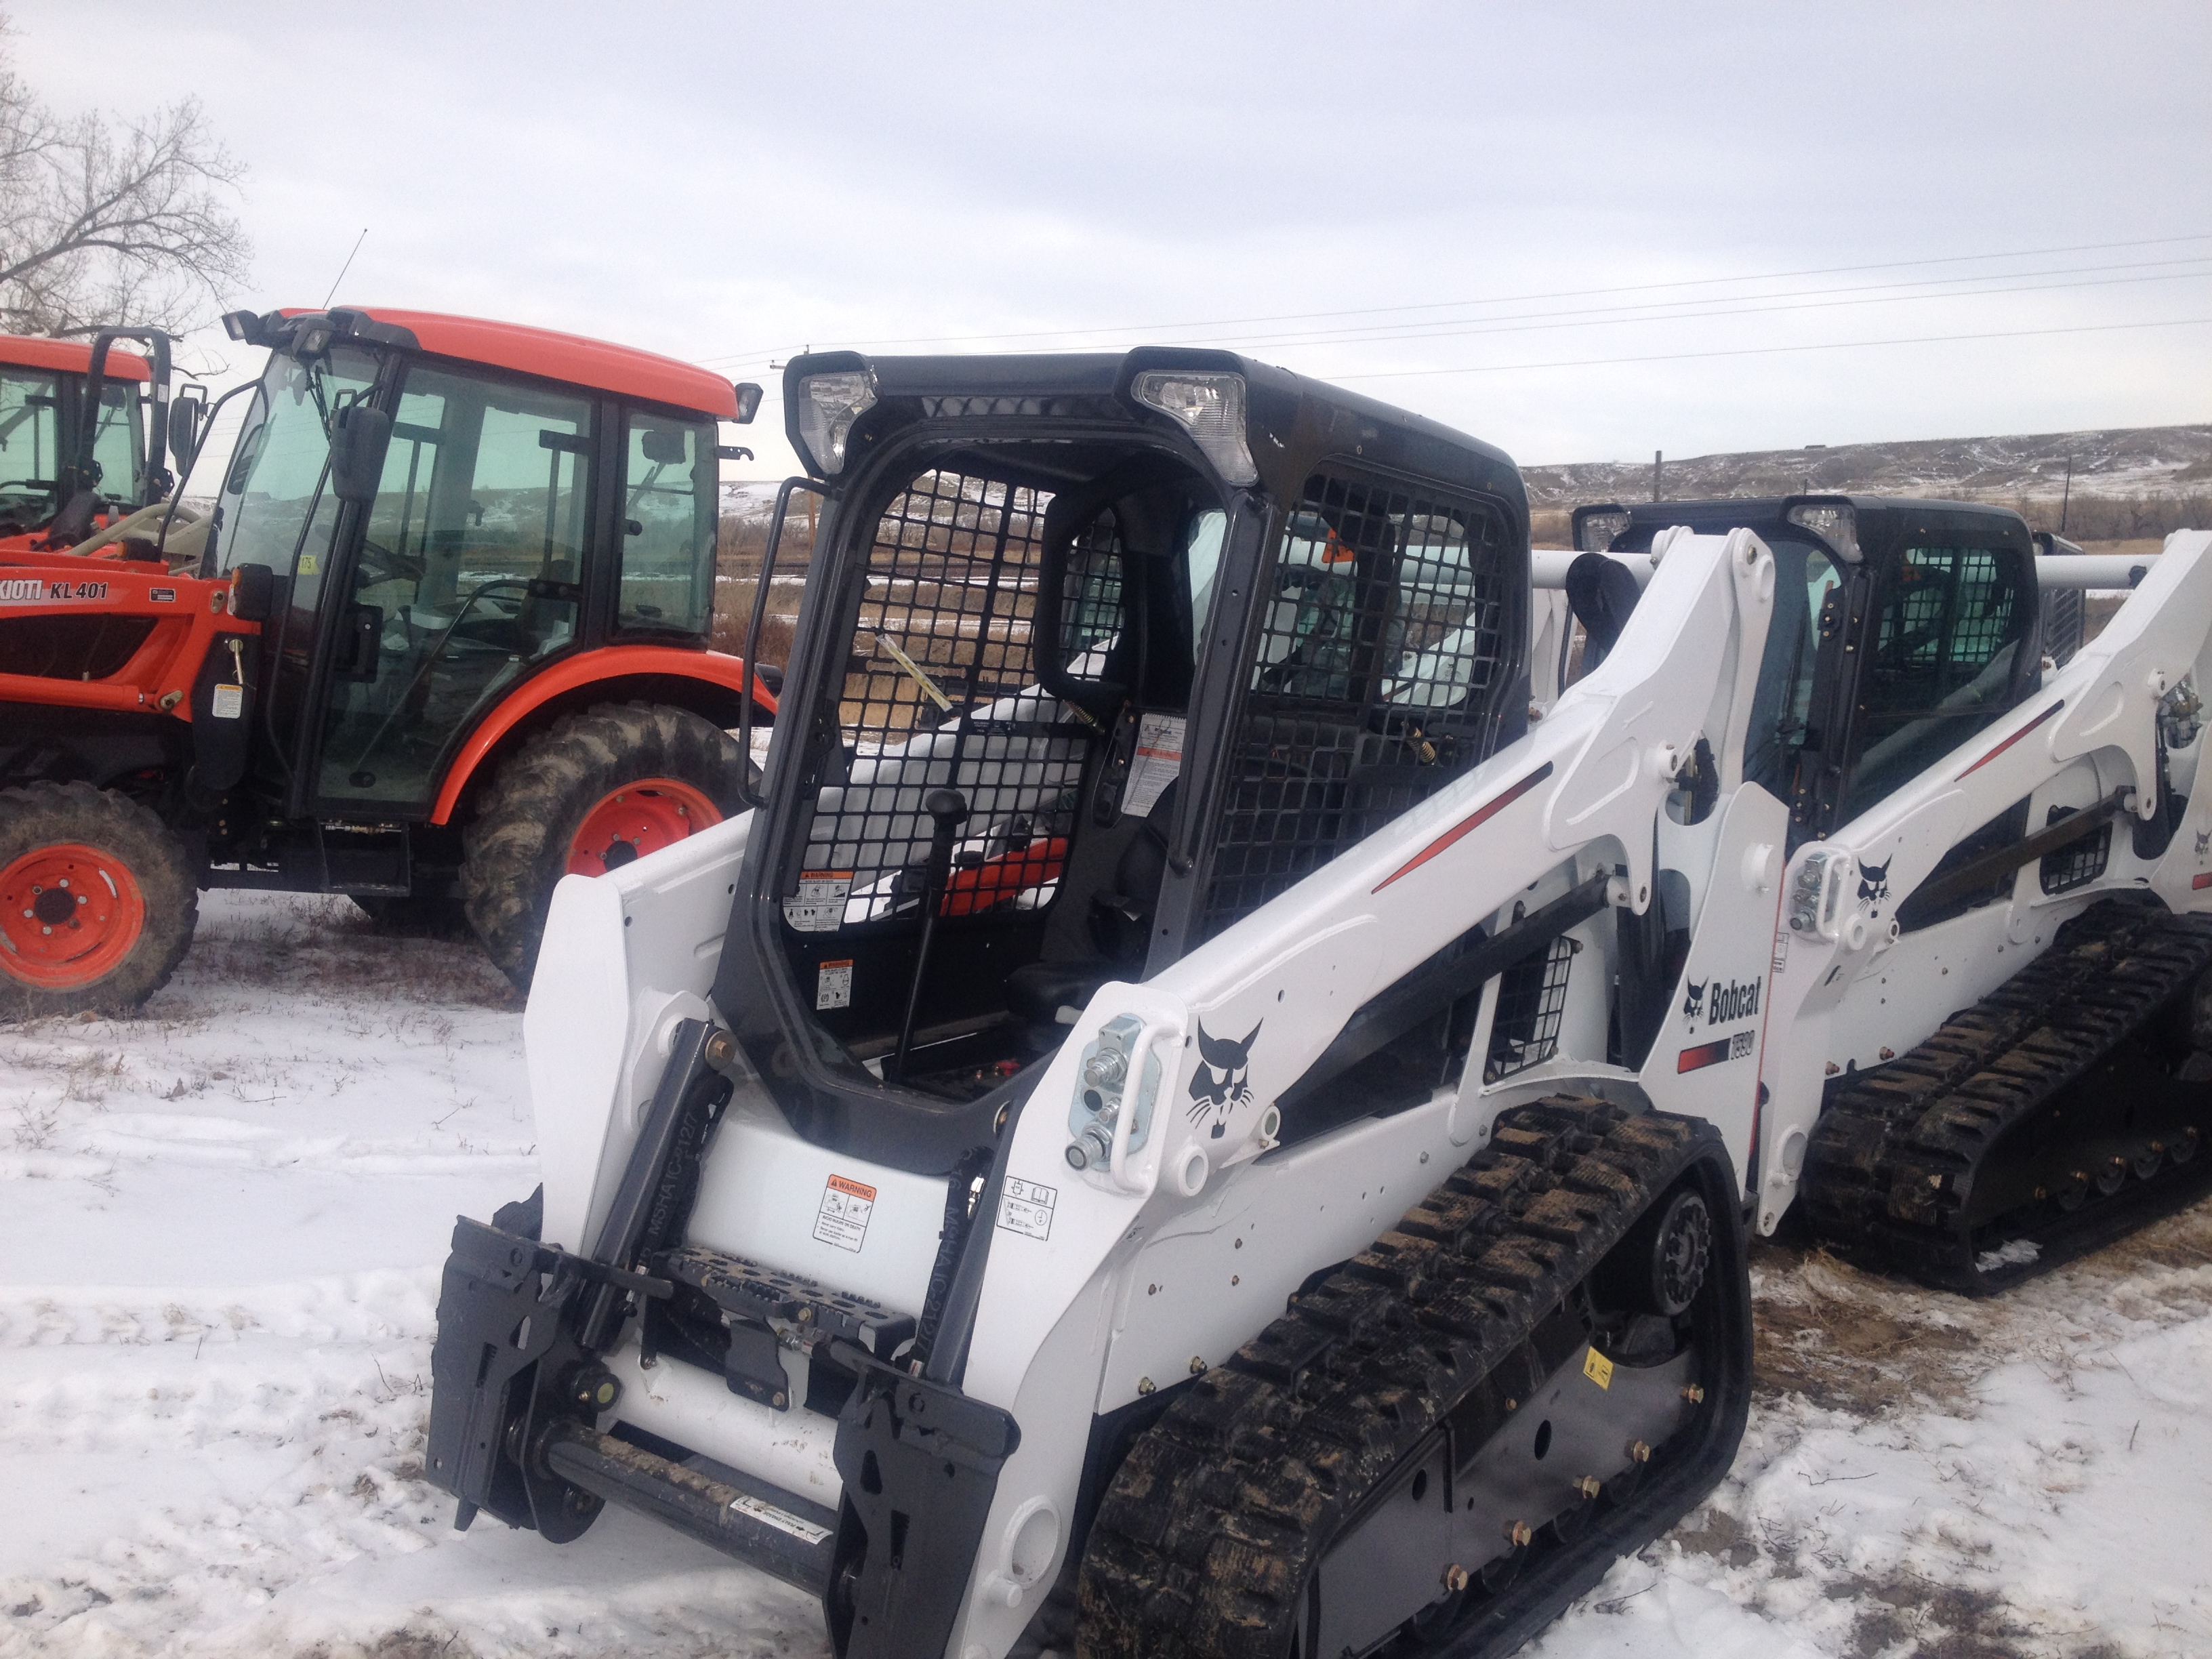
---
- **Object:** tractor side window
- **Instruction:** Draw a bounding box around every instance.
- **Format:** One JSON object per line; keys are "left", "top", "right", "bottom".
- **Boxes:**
{"left": 314, "top": 366, "right": 593, "bottom": 808}
{"left": 1837, "top": 544, "right": 2030, "bottom": 825}
{"left": 0, "top": 369, "right": 61, "bottom": 526}
{"left": 617, "top": 412, "right": 716, "bottom": 636}
{"left": 1203, "top": 470, "right": 1511, "bottom": 937}
{"left": 90, "top": 382, "right": 143, "bottom": 501}
{"left": 1059, "top": 518, "right": 1124, "bottom": 666}
{"left": 1741, "top": 538, "right": 1841, "bottom": 801}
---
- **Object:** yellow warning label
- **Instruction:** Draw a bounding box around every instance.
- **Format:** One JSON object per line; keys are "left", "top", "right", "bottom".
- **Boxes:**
{"left": 1582, "top": 1347, "right": 1614, "bottom": 1390}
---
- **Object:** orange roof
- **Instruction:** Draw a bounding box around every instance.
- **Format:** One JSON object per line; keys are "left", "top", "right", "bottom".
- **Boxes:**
{"left": 0, "top": 334, "right": 152, "bottom": 380}
{"left": 335, "top": 306, "right": 737, "bottom": 419}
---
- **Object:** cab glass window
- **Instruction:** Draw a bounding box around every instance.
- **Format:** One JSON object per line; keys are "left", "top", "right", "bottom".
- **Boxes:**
{"left": 1839, "top": 544, "right": 2029, "bottom": 822}
{"left": 617, "top": 411, "right": 716, "bottom": 636}
{"left": 90, "top": 382, "right": 143, "bottom": 500}
{"left": 1742, "top": 537, "right": 1843, "bottom": 801}
{"left": 0, "top": 368, "right": 61, "bottom": 525}
{"left": 314, "top": 364, "right": 592, "bottom": 807}
{"left": 218, "top": 346, "right": 380, "bottom": 617}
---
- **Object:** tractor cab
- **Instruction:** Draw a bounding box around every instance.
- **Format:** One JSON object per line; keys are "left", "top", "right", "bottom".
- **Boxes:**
{"left": 196, "top": 306, "right": 751, "bottom": 825}
{"left": 719, "top": 349, "right": 1529, "bottom": 1148}
{"left": 0, "top": 330, "right": 188, "bottom": 543}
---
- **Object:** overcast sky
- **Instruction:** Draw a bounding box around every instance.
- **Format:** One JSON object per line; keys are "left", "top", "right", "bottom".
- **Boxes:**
{"left": 22, "top": 1, "right": 2212, "bottom": 478}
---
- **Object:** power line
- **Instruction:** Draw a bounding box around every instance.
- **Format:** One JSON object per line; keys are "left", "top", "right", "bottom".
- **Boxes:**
{"left": 1324, "top": 314, "right": 2212, "bottom": 381}
{"left": 1185, "top": 266, "right": 2203, "bottom": 358}
{"left": 698, "top": 231, "right": 2212, "bottom": 367}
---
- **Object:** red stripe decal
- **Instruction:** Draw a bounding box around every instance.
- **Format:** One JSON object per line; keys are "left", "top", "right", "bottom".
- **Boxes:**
{"left": 1677, "top": 1038, "right": 1732, "bottom": 1074}
{"left": 1957, "top": 699, "right": 2064, "bottom": 779}
{"left": 1373, "top": 763, "right": 1554, "bottom": 893}
{"left": 2193, "top": 872, "right": 2212, "bottom": 890}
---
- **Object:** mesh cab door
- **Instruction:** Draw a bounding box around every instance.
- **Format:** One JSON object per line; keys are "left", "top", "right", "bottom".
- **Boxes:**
{"left": 1195, "top": 465, "right": 1518, "bottom": 940}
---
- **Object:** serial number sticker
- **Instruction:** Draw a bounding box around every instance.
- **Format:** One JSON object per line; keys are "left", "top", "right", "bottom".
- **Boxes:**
{"left": 816, "top": 958, "right": 853, "bottom": 1010}
{"left": 728, "top": 1490, "right": 831, "bottom": 1546}
{"left": 149, "top": 588, "right": 176, "bottom": 603}
{"left": 997, "top": 1175, "right": 1058, "bottom": 1241}
{"left": 783, "top": 870, "right": 853, "bottom": 933}
{"left": 813, "top": 1173, "right": 876, "bottom": 1252}
{"left": 1582, "top": 1347, "right": 1614, "bottom": 1390}
{"left": 1771, "top": 928, "right": 1790, "bottom": 975}
{"left": 209, "top": 683, "right": 245, "bottom": 720}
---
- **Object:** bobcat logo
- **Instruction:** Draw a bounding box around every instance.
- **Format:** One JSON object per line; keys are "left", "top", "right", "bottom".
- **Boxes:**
{"left": 1857, "top": 858, "right": 1891, "bottom": 906}
{"left": 1682, "top": 980, "right": 1707, "bottom": 1023}
{"left": 1187, "top": 1019, "right": 1262, "bottom": 1139}
{"left": 2195, "top": 828, "right": 2210, "bottom": 858}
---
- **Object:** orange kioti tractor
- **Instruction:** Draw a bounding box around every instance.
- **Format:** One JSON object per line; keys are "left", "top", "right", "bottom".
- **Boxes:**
{"left": 0, "top": 305, "right": 775, "bottom": 1014}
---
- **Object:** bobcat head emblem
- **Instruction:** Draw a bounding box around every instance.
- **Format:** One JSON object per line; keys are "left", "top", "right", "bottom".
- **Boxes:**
{"left": 2195, "top": 828, "right": 2210, "bottom": 858}
{"left": 1857, "top": 858, "right": 1892, "bottom": 905}
{"left": 1188, "top": 1019, "right": 1262, "bottom": 1139}
{"left": 1682, "top": 980, "right": 1707, "bottom": 1022}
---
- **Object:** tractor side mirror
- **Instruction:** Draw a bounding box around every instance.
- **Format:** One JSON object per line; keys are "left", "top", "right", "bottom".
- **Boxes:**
{"left": 169, "top": 386, "right": 207, "bottom": 471}
{"left": 328, "top": 403, "right": 392, "bottom": 505}
{"left": 733, "top": 382, "right": 763, "bottom": 424}
{"left": 640, "top": 425, "right": 690, "bottom": 465}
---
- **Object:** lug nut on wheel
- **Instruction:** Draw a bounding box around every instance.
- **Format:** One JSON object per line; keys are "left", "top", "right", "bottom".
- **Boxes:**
{"left": 1574, "top": 1476, "right": 1601, "bottom": 1500}
{"left": 1626, "top": 1439, "right": 1652, "bottom": 1463}
{"left": 1504, "top": 1520, "right": 1532, "bottom": 1548}
{"left": 1443, "top": 1564, "right": 1470, "bottom": 1592}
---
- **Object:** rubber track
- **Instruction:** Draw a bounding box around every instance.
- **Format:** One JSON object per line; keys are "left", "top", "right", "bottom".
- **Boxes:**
{"left": 1076, "top": 1097, "right": 1714, "bottom": 1659}
{"left": 1802, "top": 897, "right": 2212, "bottom": 1291}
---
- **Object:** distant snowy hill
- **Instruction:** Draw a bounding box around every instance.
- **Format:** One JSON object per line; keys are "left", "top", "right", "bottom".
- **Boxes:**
{"left": 1523, "top": 423, "right": 2212, "bottom": 506}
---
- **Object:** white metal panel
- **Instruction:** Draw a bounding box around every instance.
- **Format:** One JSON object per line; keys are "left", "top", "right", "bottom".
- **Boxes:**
{"left": 684, "top": 1093, "right": 948, "bottom": 1319}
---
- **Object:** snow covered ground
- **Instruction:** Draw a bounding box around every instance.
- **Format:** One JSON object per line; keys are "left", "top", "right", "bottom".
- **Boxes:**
{"left": 3, "top": 893, "right": 2207, "bottom": 1658}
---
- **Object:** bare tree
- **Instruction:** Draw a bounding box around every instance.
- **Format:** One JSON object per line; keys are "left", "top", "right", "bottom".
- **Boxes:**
{"left": 0, "top": 18, "right": 250, "bottom": 335}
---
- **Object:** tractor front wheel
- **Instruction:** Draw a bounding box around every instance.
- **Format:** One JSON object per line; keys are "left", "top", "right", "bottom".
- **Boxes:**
{"left": 0, "top": 782, "right": 197, "bottom": 1019}
{"left": 459, "top": 703, "right": 756, "bottom": 989}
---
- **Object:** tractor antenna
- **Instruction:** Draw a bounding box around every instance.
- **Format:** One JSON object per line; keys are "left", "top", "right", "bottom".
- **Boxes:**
{"left": 321, "top": 228, "right": 370, "bottom": 309}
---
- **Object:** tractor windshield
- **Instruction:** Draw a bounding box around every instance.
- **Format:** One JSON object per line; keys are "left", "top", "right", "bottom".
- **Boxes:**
{"left": 89, "top": 381, "right": 145, "bottom": 504}
{"left": 0, "top": 366, "right": 61, "bottom": 528}
{"left": 216, "top": 344, "right": 381, "bottom": 613}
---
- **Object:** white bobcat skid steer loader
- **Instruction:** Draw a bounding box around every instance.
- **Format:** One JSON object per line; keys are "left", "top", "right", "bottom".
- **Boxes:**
{"left": 428, "top": 348, "right": 1828, "bottom": 1659}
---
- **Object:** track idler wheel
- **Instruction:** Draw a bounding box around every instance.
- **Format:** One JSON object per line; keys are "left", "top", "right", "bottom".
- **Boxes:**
{"left": 1595, "top": 1185, "right": 1713, "bottom": 1318}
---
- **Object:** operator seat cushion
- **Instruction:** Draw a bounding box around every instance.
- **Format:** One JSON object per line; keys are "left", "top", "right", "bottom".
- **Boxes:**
{"left": 1004, "top": 779, "right": 1177, "bottom": 1026}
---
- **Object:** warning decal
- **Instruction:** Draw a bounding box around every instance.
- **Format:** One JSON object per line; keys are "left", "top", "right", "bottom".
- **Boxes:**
{"left": 1582, "top": 1347, "right": 1614, "bottom": 1389}
{"left": 817, "top": 958, "right": 853, "bottom": 1010}
{"left": 813, "top": 1173, "right": 877, "bottom": 1252}
{"left": 729, "top": 1490, "right": 831, "bottom": 1545}
{"left": 1122, "top": 713, "right": 1185, "bottom": 819}
{"left": 783, "top": 870, "right": 853, "bottom": 933}
{"left": 210, "top": 684, "right": 245, "bottom": 720}
{"left": 997, "top": 1175, "right": 1057, "bottom": 1241}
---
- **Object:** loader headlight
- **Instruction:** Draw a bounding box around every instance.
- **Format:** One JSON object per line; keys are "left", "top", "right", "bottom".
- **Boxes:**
{"left": 1130, "top": 371, "right": 1258, "bottom": 487}
{"left": 1786, "top": 499, "right": 1860, "bottom": 564}
{"left": 1572, "top": 505, "right": 1631, "bottom": 554}
{"left": 796, "top": 371, "right": 878, "bottom": 475}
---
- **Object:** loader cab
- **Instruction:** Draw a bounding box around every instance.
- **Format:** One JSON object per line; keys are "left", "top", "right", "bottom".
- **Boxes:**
{"left": 197, "top": 306, "right": 740, "bottom": 821}
{"left": 718, "top": 349, "right": 1528, "bottom": 1158}
{"left": 1574, "top": 496, "right": 2041, "bottom": 849}
{"left": 0, "top": 334, "right": 159, "bottom": 539}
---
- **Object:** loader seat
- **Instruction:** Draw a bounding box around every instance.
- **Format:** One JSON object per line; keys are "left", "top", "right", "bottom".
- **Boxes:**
{"left": 1004, "top": 779, "right": 1177, "bottom": 1027}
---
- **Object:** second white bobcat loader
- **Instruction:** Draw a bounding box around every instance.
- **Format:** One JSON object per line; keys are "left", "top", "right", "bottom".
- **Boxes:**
{"left": 424, "top": 348, "right": 2212, "bottom": 1659}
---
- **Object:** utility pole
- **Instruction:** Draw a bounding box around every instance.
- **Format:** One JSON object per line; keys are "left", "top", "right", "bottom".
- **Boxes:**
{"left": 1652, "top": 450, "right": 1662, "bottom": 502}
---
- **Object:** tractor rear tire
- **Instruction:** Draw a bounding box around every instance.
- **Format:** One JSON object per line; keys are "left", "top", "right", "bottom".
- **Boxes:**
{"left": 0, "top": 782, "right": 197, "bottom": 1021}
{"left": 459, "top": 702, "right": 756, "bottom": 989}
